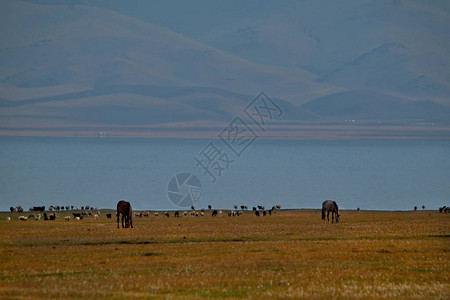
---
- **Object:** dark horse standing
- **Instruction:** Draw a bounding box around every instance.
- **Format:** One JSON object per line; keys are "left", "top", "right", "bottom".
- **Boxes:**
{"left": 322, "top": 200, "right": 340, "bottom": 223}
{"left": 117, "top": 200, "right": 133, "bottom": 229}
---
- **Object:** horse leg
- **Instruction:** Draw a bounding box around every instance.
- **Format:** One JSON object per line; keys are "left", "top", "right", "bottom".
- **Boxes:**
{"left": 117, "top": 213, "right": 120, "bottom": 229}
{"left": 327, "top": 211, "right": 330, "bottom": 223}
{"left": 129, "top": 213, "right": 133, "bottom": 228}
{"left": 122, "top": 215, "right": 125, "bottom": 228}
{"left": 332, "top": 212, "right": 334, "bottom": 223}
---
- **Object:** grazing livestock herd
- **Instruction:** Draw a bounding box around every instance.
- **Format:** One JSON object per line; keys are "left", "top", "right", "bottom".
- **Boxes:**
{"left": 3, "top": 201, "right": 449, "bottom": 225}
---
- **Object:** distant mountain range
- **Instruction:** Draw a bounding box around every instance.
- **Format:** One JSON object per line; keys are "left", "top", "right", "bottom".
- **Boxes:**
{"left": 1, "top": 0, "right": 449, "bottom": 136}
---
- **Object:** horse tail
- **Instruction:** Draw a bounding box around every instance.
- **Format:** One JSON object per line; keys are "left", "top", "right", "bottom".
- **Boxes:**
{"left": 128, "top": 203, "right": 133, "bottom": 228}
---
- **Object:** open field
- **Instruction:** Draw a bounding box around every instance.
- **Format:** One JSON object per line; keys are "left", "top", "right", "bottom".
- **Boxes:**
{"left": 0, "top": 210, "right": 449, "bottom": 299}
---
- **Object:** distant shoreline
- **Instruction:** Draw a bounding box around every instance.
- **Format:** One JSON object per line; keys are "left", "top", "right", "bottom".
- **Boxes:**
{"left": 1, "top": 124, "right": 449, "bottom": 140}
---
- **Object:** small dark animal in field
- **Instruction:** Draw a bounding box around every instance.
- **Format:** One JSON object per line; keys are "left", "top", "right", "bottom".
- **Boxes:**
{"left": 263, "top": 211, "right": 267, "bottom": 216}
{"left": 253, "top": 207, "right": 257, "bottom": 211}
{"left": 276, "top": 205, "right": 281, "bottom": 209}
{"left": 357, "top": 207, "right": 360, "bottom": 212}
{"left": 212, "top": 210, "right": 218, "bottom": 217}
{"left": 208, "top": 205, "right": 212, "bottom": 210}
{"left": 174, "top": 211, "right": 180, "bottom": 217}
{"left": 106, "top": 213, "right": 112, "bottom": 219}
{"left": 191, "top": 206, "right": 195, "bottom": 210}
{"left": 422, "top": 205, "right": 426, "bottom": 210}
{"left": 439, "top": 206, "right": 450, "bottom": 213}
{"left": 10, "top": 207, "right": 16, "bottom": 212}
{"left": 73, "top": 213, "right": 81, "bottom": 218}
{"left": 414, "top": 206, "right": 417, "bottom": 211}
{"left": 164, "top": 212, "right": 170, "bottom": 218}
{"left": 322, "top": 200, "right": 340, "bottom": 224}
{"left": 44, "top": 213, "right": 56, "bottom": 220}
{"left": 116, "top": 200, "right": 133, "bottom": 229}
{"left": 16, "top": 206, "right": 24, "bottom": 213}
{"left": 255, "top": 210, "right": 260, "bottom": 217}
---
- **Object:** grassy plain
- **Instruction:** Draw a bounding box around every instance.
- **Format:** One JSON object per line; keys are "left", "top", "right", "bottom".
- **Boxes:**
{"left": 0, "top": 210, "right": 448, "bottom": 299}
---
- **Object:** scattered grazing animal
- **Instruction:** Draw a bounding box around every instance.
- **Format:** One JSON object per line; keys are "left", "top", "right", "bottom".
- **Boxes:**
{"left": 94, "top": 214, "right": 99, "bottom": 219}
{"left": 164, "top": 212, "right": 170, "bottom": 218}
{"left": 6, "top": 217, "right": 10, "bottom": 221}
{"left": 414, "top": 206, "right": 417, "bottom": 211}
{"left": 44, "top": 213, "right": 56, "bottom": 220}
{"left": 191, "top": 206, "right": 195, "bottom": 210}
{"left": 75, "top": 217, "right": 81, "bottom": 220}
{"left": 10, "top": 207, "right": 16, "bottom": 212}
{"left": 212, "top": 210, "right": 218, "bottom": 217}
{"left": 106, "top": 213, "right": 112, "bottom": 219}
{"left": 174, "top": 211, "right": 180, "bottom": 218}
{"left": 208, "top": 205, "right": 212, "bottom": 210}
{"left": 255, "top": 210, "right": 260, "bottom": 217}
{"left": 117, "top": 200, "right": 133, "bottom": 229}
{"left": 154, "top": 212, "right": 159, "bottom": 217}
{"left": 422, "top": 205, "right": 426, "bottom": 210}
{"left": 439, "top": 206, "right": 450, "bottom": 213}
{"left": 357, "top": 207, "right": 360, "bottom": 212}
{"left": 322, "top": 200, "right": 340, "bottom": 223}
{"left": 64, "top": 216, "right": 70, "bottom": 221}
{"left": 19, "top": 216, "right": 28, "bottom": 221}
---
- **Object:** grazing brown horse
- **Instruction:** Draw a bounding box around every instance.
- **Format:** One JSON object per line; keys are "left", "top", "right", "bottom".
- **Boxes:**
{"left": 322, "top": 200, "right": 340, "bottom": 223}
{"left": 117, "top": 200, "right": 133, "bottom": 229}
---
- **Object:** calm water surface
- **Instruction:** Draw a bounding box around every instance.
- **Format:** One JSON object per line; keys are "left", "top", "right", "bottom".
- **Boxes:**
{"left": 0, "top": 137, "right": 449, "bottom": 211}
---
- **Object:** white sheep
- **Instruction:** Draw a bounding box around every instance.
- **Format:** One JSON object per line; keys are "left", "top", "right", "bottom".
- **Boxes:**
{"left": 94, "top": 214, "right": 98, "bottom": 219}
{"left": 64, "top": 216, "right": 70, "bottom": 221}
{"left": 19, "top": 216, "right": 28, "bottom": 221}
{"left": 75, "top": 216, "right": 80, "bottom": 220}
{"left": 6, "top": 217, "right": 10, "bottom": 222}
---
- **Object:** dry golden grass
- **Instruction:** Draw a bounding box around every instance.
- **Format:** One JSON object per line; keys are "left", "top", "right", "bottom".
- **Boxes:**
{"left": 0, "top": 210, "right": 448, "bottom": 299}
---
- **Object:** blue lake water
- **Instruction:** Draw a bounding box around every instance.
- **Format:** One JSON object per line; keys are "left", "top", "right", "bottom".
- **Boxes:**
{"left": 0, "top": 137, "right": 449, "bottom": 211}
